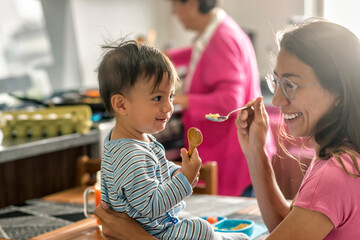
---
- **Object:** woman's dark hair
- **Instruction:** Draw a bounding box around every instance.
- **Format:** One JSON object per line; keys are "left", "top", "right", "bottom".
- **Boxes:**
{"left": 277, "top": 18, "right": 360, "bottom": 175}
{"left": 97, "top": 40, "right": 177, "bottom": 115}
{"left": 178, "top": 0, "right": 217, "bottom": 13}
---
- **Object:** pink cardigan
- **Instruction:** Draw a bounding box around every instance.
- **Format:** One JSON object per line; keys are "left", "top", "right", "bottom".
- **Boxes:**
{"left": 168, "top": 15, "right": 276, "bottom": 196}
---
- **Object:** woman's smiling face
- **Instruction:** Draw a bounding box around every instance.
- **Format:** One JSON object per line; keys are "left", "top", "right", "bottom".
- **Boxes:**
{"left": 272, "top": 49, "right": 338, "bottom": 138}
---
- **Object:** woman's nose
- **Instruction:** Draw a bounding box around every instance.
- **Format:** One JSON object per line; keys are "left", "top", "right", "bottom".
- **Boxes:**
{"left": 272, "top": 87, "right": 289, "bottom": 107}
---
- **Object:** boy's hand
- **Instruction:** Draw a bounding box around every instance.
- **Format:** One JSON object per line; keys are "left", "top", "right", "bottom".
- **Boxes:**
{"left": 180, "top": 148, "right": 201, "bottom": 186}
{"left": 173, "top": 167, "right": 199, "bottom": 188}
{"left": 191, "top": 172, "right": 200, "bottom": 188}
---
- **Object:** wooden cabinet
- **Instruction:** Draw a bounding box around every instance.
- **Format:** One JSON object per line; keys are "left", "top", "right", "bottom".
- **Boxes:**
{"left": 0, "top": 130, "right": 100, "bottom": 208}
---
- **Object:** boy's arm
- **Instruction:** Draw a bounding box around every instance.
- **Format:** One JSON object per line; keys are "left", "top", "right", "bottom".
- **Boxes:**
{"left": 167, "top": 160, "right": 181, "bottom": 176}
{"left": 119, "top": 149, "right": 192, "bottom": 219}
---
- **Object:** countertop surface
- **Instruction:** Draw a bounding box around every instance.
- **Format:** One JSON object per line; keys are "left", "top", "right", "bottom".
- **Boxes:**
{"left": 0, "top": 194, "right": 267, "bottom": 240}
{"left": 0, "top": 129, "right": 100, "bottom": 164}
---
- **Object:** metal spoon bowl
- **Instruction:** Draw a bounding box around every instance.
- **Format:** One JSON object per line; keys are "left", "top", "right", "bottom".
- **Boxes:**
{"left": 205, "top": 105, "right": 252, "bottom": 122}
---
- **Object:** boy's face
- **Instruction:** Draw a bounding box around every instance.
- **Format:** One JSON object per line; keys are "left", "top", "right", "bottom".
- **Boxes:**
{"left": 125, "top": 76, "right": 175, "bottom": 137}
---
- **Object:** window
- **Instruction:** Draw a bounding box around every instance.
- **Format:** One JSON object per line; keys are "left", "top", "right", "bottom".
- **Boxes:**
{"left": 0, "top": 0, "right": 52, "bottom": 97}
{"left": 323, "top": 0, "right": 360, "bottom": 37}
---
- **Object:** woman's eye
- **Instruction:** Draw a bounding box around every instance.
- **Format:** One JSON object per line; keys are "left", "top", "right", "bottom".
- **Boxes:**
{"left": 286, "top": 83, "right": 295, "bottom": 89}
{"left": 170, "top": 94, "right": 175, "bottom": 100}
{"left": 284, "top": 81, "right": 295, "bottom": 89}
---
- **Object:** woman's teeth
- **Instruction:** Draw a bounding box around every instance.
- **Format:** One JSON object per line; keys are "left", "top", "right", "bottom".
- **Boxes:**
{"left": 284, "top": 112, "right": 303, "bottom": 120}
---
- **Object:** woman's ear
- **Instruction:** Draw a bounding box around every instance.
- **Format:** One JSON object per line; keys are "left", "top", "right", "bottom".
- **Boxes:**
{"left": 189, "top": 0, "right": 199, "bottom": 17}
{"left": 111, "top": 94, "right": 127, "bottom": 115}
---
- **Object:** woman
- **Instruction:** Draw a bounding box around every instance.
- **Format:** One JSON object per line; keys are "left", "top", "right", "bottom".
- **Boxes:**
{"left": 168, "top": 0, "right": 276, "bottom": 196}
{"left": 237, "top": 18, "right": 360, "bottom": 239}
{"left": 95, "top": 18, "right": 360, "bottom": 239}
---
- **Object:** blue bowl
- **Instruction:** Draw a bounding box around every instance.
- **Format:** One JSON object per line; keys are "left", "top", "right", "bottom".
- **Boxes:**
{"left": 200, "top": 216, "right": 227, "bottom": 225}
{"left": 213, "top": 219, "right": 255, "bottom": 236}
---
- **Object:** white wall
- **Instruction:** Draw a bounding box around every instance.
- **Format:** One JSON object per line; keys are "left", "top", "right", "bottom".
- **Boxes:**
{"left": 323, "top": 0, "right": 360, "bottom": 38}
{"left": 70, "top": 0, "right": 176, "bottom": 89}
{"left": 220, "top": 0, "right": 304, "bottom": 77}
{"left": 66, "top": 0, "right": 304, "bottom": 89}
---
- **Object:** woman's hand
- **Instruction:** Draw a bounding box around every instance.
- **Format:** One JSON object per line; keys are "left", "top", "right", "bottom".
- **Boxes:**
{"left": 235, "top": 97, "right": 269, "bottom": 158}
{"left": 94, "top": 202, "right": 155, "bottom": 240}
{"left": 173, "top": 95, "right": 189, "bottom": 109}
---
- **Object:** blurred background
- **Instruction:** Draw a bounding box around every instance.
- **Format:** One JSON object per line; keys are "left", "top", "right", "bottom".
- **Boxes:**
{"left": 0, "top": 0, "right": 358, "bottom": 109}
{"left": 1, "top": 1, "right": 360, "bottom": 236}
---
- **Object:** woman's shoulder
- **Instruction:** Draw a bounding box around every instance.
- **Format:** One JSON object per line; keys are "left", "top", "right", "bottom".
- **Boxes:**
{"left": 314, "top": 152, "right": 360, "bottom": 176}
{"left": 295, "top": 152, "right": 360, "bottom": 230}
{"left": 298, "top": 152, "right": 360, "bottom": 200}
{"left": 213, "top": 16, "right": 253, "bottom": 46}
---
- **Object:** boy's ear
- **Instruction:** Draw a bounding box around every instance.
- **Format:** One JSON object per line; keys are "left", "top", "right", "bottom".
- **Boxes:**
{"left": 111, "top": 94, "right": 127, "bottom": 115}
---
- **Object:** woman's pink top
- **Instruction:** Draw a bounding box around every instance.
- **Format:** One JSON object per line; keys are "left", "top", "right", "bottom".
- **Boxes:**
{"left": 295, "top": 153, "right": 360, "bottom": 239}
{"left": 168, "top": 14, "right": 276, "bottom": 196}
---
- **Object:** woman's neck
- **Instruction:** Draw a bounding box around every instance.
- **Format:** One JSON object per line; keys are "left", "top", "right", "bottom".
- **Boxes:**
{"left": 196, "top": 8, "right": 217, "bottom": 34}
{"left": 310, "top": 137, "right": 320, "bottom": 158}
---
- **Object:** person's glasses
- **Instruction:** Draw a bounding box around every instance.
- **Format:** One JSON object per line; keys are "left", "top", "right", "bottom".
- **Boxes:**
{"left": 265, "top": 73, "right": 320, "bottom": 101}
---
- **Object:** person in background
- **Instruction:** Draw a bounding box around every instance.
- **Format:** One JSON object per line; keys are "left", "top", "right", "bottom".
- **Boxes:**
{"left": 236, "top": 18, "right": 360, "bottom": 239}
{"left": 94, "top": 18, "right": 360, "bottom": 240}
{"left": 97, "top": 40, "right": 248, "bottom": 240}
{"left": 167, "top": 0, "right": 276, "bottom": 196}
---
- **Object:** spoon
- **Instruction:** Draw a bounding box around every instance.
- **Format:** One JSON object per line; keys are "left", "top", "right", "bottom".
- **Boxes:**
{"left": 205, "top": 105, "right": 252, "bottom": 122}
{"left": 187, "top": 127, "right": 203, "bottom": 157}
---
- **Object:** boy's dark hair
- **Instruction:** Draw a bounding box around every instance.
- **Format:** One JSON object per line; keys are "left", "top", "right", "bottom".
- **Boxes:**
{"left": 178, "top": 0, "right": 217, "bottom": 14}
{"left": 97, "top": 40, "right": 177, "bottom": 115}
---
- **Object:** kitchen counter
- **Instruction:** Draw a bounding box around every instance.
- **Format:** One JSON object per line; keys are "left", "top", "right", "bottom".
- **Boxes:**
{"left": 0, "top": 129, "right": 100, "bottom": 164}
{"left": 0, "top": 129, "right": 101, "bottom": 208}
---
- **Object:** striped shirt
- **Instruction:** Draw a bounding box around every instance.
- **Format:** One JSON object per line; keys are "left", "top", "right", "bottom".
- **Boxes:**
{"left": 101, "top": 132, "right": 193, "bottom": 236}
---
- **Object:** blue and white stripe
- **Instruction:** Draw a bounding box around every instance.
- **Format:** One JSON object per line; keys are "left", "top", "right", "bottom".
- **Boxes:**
{"left": 101, "top": 131, "right": 247, "bottom": 240}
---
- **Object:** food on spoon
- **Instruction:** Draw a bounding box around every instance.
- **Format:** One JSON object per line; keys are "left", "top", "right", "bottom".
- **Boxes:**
{"left": 205, "top": 113, "right": 220, "bottom": 121}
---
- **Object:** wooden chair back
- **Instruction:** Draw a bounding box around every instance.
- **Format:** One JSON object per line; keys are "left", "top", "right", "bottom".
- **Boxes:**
{"left": 76, "top": 155, "right": 101, "bottom": 186}
{"left": 193, "top": 161, "right": 218, "bottom": 195}
{"left": 76, "top": 155, "right": 218, "bottom": 195}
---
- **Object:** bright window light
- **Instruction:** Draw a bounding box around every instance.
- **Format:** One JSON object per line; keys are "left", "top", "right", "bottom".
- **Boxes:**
{"left": 323, "top": 0, "right": 360, "bottom": 38}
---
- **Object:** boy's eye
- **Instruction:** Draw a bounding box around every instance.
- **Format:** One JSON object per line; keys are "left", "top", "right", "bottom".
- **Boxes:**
{"left": 152, "top": 96, "right": 161, "bottom": 101}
